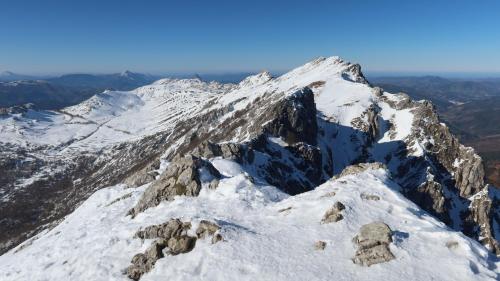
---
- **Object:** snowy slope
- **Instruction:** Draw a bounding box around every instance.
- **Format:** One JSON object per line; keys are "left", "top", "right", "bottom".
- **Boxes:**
{"left": 0, "top": 78, "right": 233, "bottom": 151}
{"left": 1, "top": 164, "right": 498, "bottom": 281}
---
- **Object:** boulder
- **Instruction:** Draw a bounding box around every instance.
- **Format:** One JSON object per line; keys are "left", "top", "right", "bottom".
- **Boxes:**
{"left": 352, "top": 222, "right": 395, "bottom": 266}
{"left": 314, "top": 240, "right": 327, "bottom": 250}
{"left": 196, "top": 220, "right": 221, "bottom": 240}
{"left": 321, "top": 202, "right": 345, "bottom": 223}
{"left": 167, "top": 235, "right": 197, "bottom": 255}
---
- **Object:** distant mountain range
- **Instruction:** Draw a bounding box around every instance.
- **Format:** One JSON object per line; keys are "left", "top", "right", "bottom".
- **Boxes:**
{"left": 0, "top": 71, "right": 259, "bottom": 110}
{"left": 0, "top": 71, "right": 43, "bottom": 82}
{"left": 0, "top": 71, "right": 159, "bottom": 109}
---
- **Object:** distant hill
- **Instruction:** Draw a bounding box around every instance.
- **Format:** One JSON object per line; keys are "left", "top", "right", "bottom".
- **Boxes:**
{"left": 0, "top": 71, "right": 158, "bottom": 110}
{"left": 0, "top": 71, "right": 42, "bottom": 82}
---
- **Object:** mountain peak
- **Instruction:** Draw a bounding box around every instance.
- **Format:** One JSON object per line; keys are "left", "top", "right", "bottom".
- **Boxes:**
{"left": 238, "top": 70, "right": 273, "bottom": 87}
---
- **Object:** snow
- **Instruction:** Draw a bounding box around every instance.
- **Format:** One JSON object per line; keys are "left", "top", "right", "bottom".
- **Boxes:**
{"left": 1, "top": 166, "right": 498, "bottom": 281}
{"left": 2, "top": 55, "right": 499, "bottom": 281}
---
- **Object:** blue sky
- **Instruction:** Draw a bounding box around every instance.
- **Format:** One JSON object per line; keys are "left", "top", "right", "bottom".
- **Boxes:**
{"left": 1, "top": 0, "right": 499, "bottom": 75}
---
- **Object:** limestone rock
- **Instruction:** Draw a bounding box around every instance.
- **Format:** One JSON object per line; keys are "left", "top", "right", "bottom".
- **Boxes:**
{"left": 352, "top": 222, "right": 395, "bottom": 266}
{"left": 127, "top": 155, "right": 221, "bottom": 217}
{"left": 263, "top": 87, "right": 318, "bottom": 145}
{"left": 314, "top": 240, "right": 327, "bottom": 250}
{"left": 167, "top": 235, "right": 197, "bottom": 255}
{"left": 127, "top": 219, "right": 198, "bottom": 280}
{"left": 321, "top": 202, "right": 345, "bottom": 223}
{"left": 360, "top": 193, "right": 380, "bottom": 201}
{"left": 337, "top": 162, "right": 387, "bottom": 178}
{"left": 196, "top": 220, "right": 221, "bottom": 240}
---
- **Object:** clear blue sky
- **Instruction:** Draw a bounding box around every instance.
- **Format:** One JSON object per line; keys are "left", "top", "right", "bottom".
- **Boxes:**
{"left": 1, "top": 0, "right": 500, "bottom": 75}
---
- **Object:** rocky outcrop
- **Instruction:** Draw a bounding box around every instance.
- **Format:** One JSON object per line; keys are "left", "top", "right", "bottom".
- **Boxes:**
{"left": 127, "top": 219, "right": 222, "bottom": 280}
{"left": 352, "top": 222, "right": 395, "bottom": 266}
{"left": 466, "top": 186, "right": 500, "bottom": 255}
{"left": 127, "top": 219, "right": 194, "bottom": 280}
{"left": 128, "top": 155, "right": 221, "bottom": 217}
{"left": 350, "top": 104, "right": 380, "bottom": 144}
{"left": 263, "top": 88, "right": 318, "bottom": 145}
{"left": 337, "top": 162, "right": 387, "bottom": 179}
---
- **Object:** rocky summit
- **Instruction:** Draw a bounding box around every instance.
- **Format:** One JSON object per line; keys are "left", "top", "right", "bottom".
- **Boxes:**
{"left": 0, "top": 56, "right": 499, "bottom": 280}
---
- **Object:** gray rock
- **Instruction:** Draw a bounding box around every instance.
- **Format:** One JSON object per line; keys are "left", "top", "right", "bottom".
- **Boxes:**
{"left": 167, "top": 235, "right": 197, "bottom": 255}
{"left": 126, "top": 240, "right": 165, "bottom": 281}
{"left": 321, "top": 202, "right": 345, "bottom": 223}
{"left": 315, "top": 240, "right": 327, "bottom": 250}
{"left": 352, "top": 244, "right": 395, "bottom": 266}
{"left": 352, "top": 222, "right": 395, "bottom": 266}
{"left": 337, "top": 162, "right": 387, "bottom": 178}
{"left": 134, "top": 219, "right": 190, "bottom": 240}
{"left": 196, "top": 220, "right": 221, "bottom": 240}
{"left": 127, "top": 219, "right": 198, "bottom": 280}
{"left": 263, "top": 87, "right": 318, "bottom": 145}
{"left": 128, "top": 155, "right": 221, "bottom": 217}
{"left": 360, "top": 193, "right": 380, "bottom": 201}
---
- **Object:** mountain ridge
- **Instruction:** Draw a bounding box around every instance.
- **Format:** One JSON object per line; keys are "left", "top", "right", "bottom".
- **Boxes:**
{"left": 0, "top": 56, "right": 499, "bottom": 280}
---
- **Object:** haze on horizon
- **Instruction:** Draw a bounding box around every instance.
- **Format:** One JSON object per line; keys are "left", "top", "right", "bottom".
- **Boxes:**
{"left": 1, "top": 0, "right": 500, "bottom": 76}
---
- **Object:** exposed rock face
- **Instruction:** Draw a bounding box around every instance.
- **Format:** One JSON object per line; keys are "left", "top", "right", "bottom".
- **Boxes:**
{"left": 263, "top": 88, "right": 318, "bottom": 145}
{"left": 128, "top": 155, "right": 221, "bottom": 217}
{"left": 466, "top": 186, "right": 500, "bottom": 255}
{"left": 392, "top": 99, "right": 498, "bottom": 251}
{"left": 321, "top": 202, "right": 345, "bottom": 223}
{"left": 352, "top": 222, "right": 395, "bottom": 266}
{"left": 351, "top": 104, "right": 380, "bottom": 144}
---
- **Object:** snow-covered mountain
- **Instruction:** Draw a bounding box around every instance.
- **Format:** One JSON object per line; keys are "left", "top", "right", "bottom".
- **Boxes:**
{"left": 0, "top": 56, "right": 499, "bottom": 280}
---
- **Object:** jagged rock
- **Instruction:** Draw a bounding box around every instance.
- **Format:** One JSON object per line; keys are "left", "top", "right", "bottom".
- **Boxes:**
{"left": 345, "top": 63, "right": 369, "bottom": 84}
{"left": 321, "top": 202, "right": 345, "bottom": 223}
{"left": 134, "top": 219, "right": 191, "bottom": 239}
{"left": 352, "top": 222, "right": 394, "bottom": 266}
{"left": 263, "top": 88, "right": 318, "bottom": 145}
{"left": 314, "top": 241, "right": 327, "bottom": 250}
{"left": 196, "top": 220, "right": 221, "bottom": 240}
{"left": 127, "top": 155, "right": 221, "bottom": 217}
{"left": 351, "top": 104, "right": 380, "bottom": 143}
{"left": 167, "top": 235, "right": 197, "bottom": 255}
{"left": 127, "top": 219, "right": 198, "bottom": 280}
{"left": 286, "top": 142, "right": 324, "bottom": 185}
{"left": 467, "top": 186, "right": 500, "bottom": 255}
{"left": 126, "top": 240, "right": 166, "bottom": 280}
{"left": 337, "top": 162, "right": 387, "bottom": 178}
{"left": 405, "top": 176, "right": 449, "bottom": 223}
